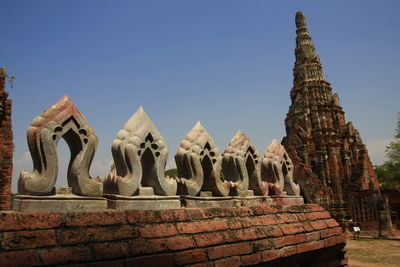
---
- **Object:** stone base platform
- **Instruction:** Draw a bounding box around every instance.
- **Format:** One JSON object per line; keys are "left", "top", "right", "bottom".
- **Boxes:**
{"left": 271, "top": 195, "right": 304, "bottom": 205}
{"left": 181, "top": 195, "right": 273, "bottom": 208}
{"left": 103, "top": 194, "right": 181, "bottom": 210}
{"left": 12, "top": 194, "right": 108, "bottom": 212}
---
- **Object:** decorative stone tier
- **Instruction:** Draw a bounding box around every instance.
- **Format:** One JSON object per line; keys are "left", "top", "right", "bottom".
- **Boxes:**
{"left": 0, "top": 204, "right": 346, "bottom": 266}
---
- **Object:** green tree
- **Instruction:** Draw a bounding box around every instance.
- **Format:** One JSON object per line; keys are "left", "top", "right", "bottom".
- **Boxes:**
{"left": 376, "top": 113, "right": 400, "bottom": 190}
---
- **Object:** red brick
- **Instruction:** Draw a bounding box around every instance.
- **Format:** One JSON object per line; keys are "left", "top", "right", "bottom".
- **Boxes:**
{"left": 280, "top": 223, "right": 305, "bottom": 235}
{"left": 92, "top": 242, "right": 130, "bottom": 261}
{"left": 176, "top": 220, "right": 228, "bottom": 234}
{"left": 0, "top": 212, "right": 62, "bottom": 230}
{"left": 296, "top": 213, "right": 308, "bottom": 221}
{"left": 264, "top": 225, "right": 284, "bottom": 237}
{"left": 165, "top": 236, "right": 196, "bottom": 250}
{"left": 324, "top": 218, "right": 340, "bottom": 228}
{"left": 207, "top": 243, "right": 253, "bottom": 259}
{"left": 306, "top": 204, "right": 324, "bottom": 212}
{"left": 65, "top": 211, "right": 125, "bottom": 226}
{"left": 202, "top": 208, "right": 236, "bottom": 218}
{"left": 186, "top": 263, "right": 214, "bottom": 267}
{"left": 309, "top": 220, "right": 328, "bottom": 230}
{"left": 224, "top": 227, "right": 263, "bottom": 243}
{"left": 227, "top": 218, "right": 252, "bottom": 229}
{"left": 280, "top": 213, "right": 299, "bottom": 223}
{"left": 296, "top": 240, "right": 324, "bottom": 254}
{"left": 234, "top": 207, "right": 254, "bottom": 217}
{"left": 126, "top": 254, "right": 175, "bottom": 267}
{"left": 336, "top": 233, "right": 347, "bottom": 244}
{"left": 139, "top": 223, "right": 178, "bottom": 238}
{"left": 39, "top": 246, "right": 93, "bottom": 265}
{"left": 215, "top": 256, "right": 241, "bottom": 267}
{"left": 320, "top": 227, "right": 342, "bottom": 239}
{"left": 261, "top": 250, "right": 280, "bottom": 262}
{"left": 302, "top": 222, "right": 314, "bottom": 232}
{"left": 307, "top": 211, "right": 331, "bottom": 220}
{"left": 174, "top": 249, "right": 206, "bottom": 265}
{"left": 158, "top": 209, "right": 191, "bottom": 222}
{"left": 324, "top": 236, "right": 337, "bottom": 247}
{"left": 2, "top": 230, "right": 56, "bottom": 250}
{"left": 250, "top": 214, "right": 284, "bottom": 226}
{"left": 86, "top": 260, "right": 125, "bottom": 267}
{"left": 251, "top": 206, "right": 279, "bottom": 215}
{"left": 130, "top": 239, "right": 166, "bottom": 255}
{"left": 241, "top": 253, "right": 261, "bottom": 266}
{"left": 280, "top": 245, "right": 297, "bottom": 257}
{"left": 126, "top": 210, "right": 161, "bottom": 223}
{"left": 194, "top": 232, "right": 225, "bottom": 247}
{"left": 305, "top": 232, "right": 320, "bottom": 242}
{"left": 0, "top": 250, "right": 41, "bottom": 266}
{"left": 253, "top": 239, "right": 273, "bottom": 251}
{"left": 274, "top": 234, "right": 306, "bottom": 248}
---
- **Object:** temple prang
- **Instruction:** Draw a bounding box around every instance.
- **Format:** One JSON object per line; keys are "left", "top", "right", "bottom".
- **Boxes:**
{"left": 282, "top": 12, "right": 384, "bottom": 226}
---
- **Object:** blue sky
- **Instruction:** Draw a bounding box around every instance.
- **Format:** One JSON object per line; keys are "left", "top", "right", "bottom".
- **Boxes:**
{"left": 2, "top": 1, "right": 399, "bottom": 191}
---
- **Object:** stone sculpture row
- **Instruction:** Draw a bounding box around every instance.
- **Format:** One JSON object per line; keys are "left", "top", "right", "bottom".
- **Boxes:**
{"left": 18, "top": 96, "right": 300, "bottom": 198}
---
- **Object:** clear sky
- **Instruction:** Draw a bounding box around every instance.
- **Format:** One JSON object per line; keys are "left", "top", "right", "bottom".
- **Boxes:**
{"left": 2, "top": 0, "right": 399, "bottom": 192}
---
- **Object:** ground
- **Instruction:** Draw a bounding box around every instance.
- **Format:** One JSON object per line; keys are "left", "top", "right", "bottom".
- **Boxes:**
{"left": 346, "top": 230, "right": 400, "bottom": 267}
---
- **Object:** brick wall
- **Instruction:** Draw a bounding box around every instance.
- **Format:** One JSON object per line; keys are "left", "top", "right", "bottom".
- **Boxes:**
{"left": 0, "top": 68, "right": 13, "bottom": 211}
{"left": 0, "top": 204, "right": 347, "bottom": 266}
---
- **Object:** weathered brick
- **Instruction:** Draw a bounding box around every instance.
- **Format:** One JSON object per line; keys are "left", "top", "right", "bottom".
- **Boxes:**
{"left": 336, "top": 233, "right": 347, "bottom": 244}
{"left": 165, "top": 236, "right": 196, "bottom": 250}
{"left": 250, "top": 214, "right": 284, "bottom": 226}
{"left": 174, "top": 249, "right": 206, "bottom": 265}
{"left": 139, "top": 223, "right": 178, "bottom": 238}
{"left": 261, "top": 250, "right": 280, "bottom": 262}
{"left": 126, "top": 253, "right": 175, "bottom": 267}
{"left": 194, "top": 232, "right": 225, "bottom": 247}
{"left": 280, "top": 245, "right": 297, "bottom": 257}
{"left": 65, "top": 211, "right": 125, "bottom": 226}
{"left": 264, "top": 225, "right": 284, "bottom": 237}
{"left": 324, "top": 218, "right": 340, "bottom": 228}
{"left": 280, "top": 223, "right": 305, "bottom": 235}
{"left": 307, "top": 211, "right": 331, "bottom": 220}
{"left": 253, "top": 239, "right": 273, "bottom": 251}
{"left": 0, "top": 212, "right": 62, "bottom": 230}
{"left": 302, "top": 222, "right": 314, "bottom": 232}
{"left": 296, "top": 240, "right": 324, "bottom": 254}
{"left": 176, "top": 220, "right": 228, "bottom": 234}
{"left": 274, "top": 234, "right": 306, "bottom": 248}
{"left": 241, "top": 253, "right": 261, "bottom": 266}
{"left": 126, "top": 210, "right": 161, "bottom": 223}
{"left": 158, "top": 209, "right": 191, "bottom": 222}
{"left": 324, "top": 236, "right": 337, "bottom": 247}
{"left": 234, "top": 207, "right": 254, "bottom": 217}
{"left": 39, "top": 246, "right": 93, "bottom": 265}
{"left": 306, "top": 204, "right": 324, "bottom": 212}
{"left": 92, "top": 242, "right": 130, "bottom": 261}
{"left": 2, "top": 230, "right": 56, "bottom": 250}
{"left": 309, "top": 220, "right": 328, "bottom": 230}
{"left": 215, "top": 256, "right": 241, "bottom": 267}
{"left": 224, "top": 227, "right": 263, "bottom": 243}
{"left": 0, "top": 249, "right": 41, "bottom": 266}
{"left": 130, "top": 239, "right": 166, "bottom": 255}
{"left": 320, "top": 227, "right": 342, "bottom": 239}
{"left": 305, "top": 232, "right": 320, "bottom": 242}
{"left": 227, "top": 217, "right": 252, "bottom": 229}
{"left": 251, "top": 206, "right": 279, "bottom": 215}
{"left": 208, "top": 243, "right": 253, "bottom": 259}
{"left": 280, "top": 213, "right": 299, "bottom": 223}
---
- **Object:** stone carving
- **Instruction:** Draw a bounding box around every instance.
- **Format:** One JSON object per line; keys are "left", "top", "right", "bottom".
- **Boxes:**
{"left": 262, "top": 140, "right": 300, "bottom": 196}
{"left": 104, "top": 106, "right": 177, "bottom": 196}
{"left": 222, "top": 130, "right": 265, "bottom": 196}
{"left": 18, "top": 96, "right": 102, "bottom": 196}
{"left": 175, "top": 122, "right": 230, "bottom": 196}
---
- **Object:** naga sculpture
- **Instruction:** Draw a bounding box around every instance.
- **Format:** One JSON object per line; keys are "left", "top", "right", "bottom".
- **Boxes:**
{"left": 104, "top": 106, "right": 177, "bottom": 196}
{"left": 262, "top": 140, "right": 300, "bottom": 196}
{"left": 18, "top": 96, "right": 103, "bottom": 196}
{"left": 175, "top": 121, "right": 230, "bottom": 196}
{"left": 222, "top": 130, "right": 268, "bottom": 196}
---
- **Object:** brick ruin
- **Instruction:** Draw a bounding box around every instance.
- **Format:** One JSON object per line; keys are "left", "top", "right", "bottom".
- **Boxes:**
{"left": 0, "top": 67, "right": 13, "bottom": 211}
{"left": 0, "top": 13, "right": 351, "bottom": 266}
{"left": 281, "top": 12, "right": 388, "bottom": 229}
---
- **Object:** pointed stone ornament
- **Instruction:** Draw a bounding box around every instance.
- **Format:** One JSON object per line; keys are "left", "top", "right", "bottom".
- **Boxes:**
{"left": 262, "top": 140, "right": 300, "bottom": 196}
{"left": 104, "top": 106, "right": 177, "bottom": 196}
{"left": 222, "top": 130, "right": 267, "bottom": 196}
{"left": 175, "top": 121, "right": 230, "bottom": 196}
{"left": 18, "top": 96, "right": 103, "bottom": 196}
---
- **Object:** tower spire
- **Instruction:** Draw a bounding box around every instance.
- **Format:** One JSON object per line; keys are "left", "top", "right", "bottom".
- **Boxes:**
{"left": 293, "top": 12, "right": 324, "bottom": 83}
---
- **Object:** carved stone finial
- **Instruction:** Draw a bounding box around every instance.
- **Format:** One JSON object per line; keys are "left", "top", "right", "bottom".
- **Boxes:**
{"left": 175, "top": 121, "right": 230, "bottom": 196}
{"left": 104, "top": 106, "right": 177, "bottom": 196}
{"left": 18, "top": 96, "right": 103, "bottom": 196}
{"left": 295, "top": 11, "right": 306, "bottom": 29}
{"left": 262, "top": 140, "right": 300, "bottom": 196}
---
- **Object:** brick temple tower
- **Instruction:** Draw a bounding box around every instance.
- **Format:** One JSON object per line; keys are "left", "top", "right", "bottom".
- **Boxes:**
{"left": 282, "top": 12, "right": 380, "bottom": 215}
{"left": 0, "top": 67, "right": 13, "bottom": 210}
